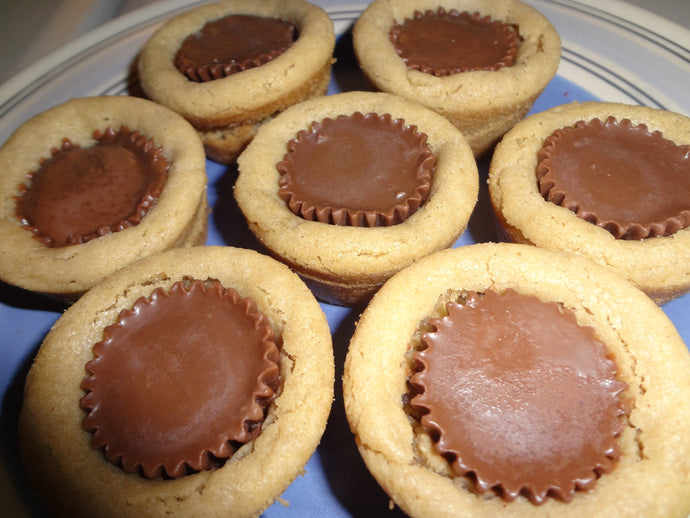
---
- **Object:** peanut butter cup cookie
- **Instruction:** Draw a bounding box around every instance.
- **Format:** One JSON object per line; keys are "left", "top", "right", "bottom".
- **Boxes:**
{"left": 488, "top": 101, "right": 690, "bottom": 304}
{"left": 19, "top": 246, "right": 334, "bottom": 518}
{"left": 234, "top": 91, "right": 478, "bottom": 306}
{"left": 0, "top": 96, "right": 207, "bottom": 301}
{"left": 138, "top": 0, "right": 335, "bottom": 164}
{"left": 343, "top": 242, "right": 690, "bottom": 517}
{"left": 352, "top": 0, "right": 561, "bottom": 157}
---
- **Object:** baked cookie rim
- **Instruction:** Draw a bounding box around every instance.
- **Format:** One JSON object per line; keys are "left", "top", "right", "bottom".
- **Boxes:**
{"left": 352, "top": 0, "right": 562, "bottom": 111}
{"left": 235, "top": 90, "right": 479, "bottom": 281}
{"left": 18, "top": 245, "right": 335, "bottom": 517}
{"left": 0, "top": 96, "right": 208, "bottom": 295}
{"left": 487, "top": 101, "right": 690, "bottom": 300}
{"left": 343, "top": 242, "right": 690, "bottom": 517}
{"left": 137, "top": 0, "right": 336, "bottom": 125}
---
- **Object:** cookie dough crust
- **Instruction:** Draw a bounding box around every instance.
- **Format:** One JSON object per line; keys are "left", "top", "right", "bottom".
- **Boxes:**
{"left": 353, "top": 0, "right": 561, "bottom": 157}
{"left": 0, "top": 96, "right": 208, "bottom": 300}
{"left": 488, "top": 101, "right": 690, "bottom": 304}
{"left": 19, "top": 246, "right": 335, "bottom": 518}
{"left": 138, "top": 0, "right": 336, "bottom": 129}
{"left": 343, "top": 242, "right": 690, "bottom": 517}
{"left": 235, "top": 91, "right": 479, "bottom": 306}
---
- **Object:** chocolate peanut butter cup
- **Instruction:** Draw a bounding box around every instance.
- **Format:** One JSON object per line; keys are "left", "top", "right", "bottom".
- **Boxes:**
{"left": 80, "top": 278, "right": 280, "bottom": 479}
{"left": 175, "top": 14, "right": 296, "bottom": 82}
{"left": 390, "top": 8, "right": 518, "bottom": 76}
{"left": 536, "top": 117, "right": 690, "bottom": 240}
{"left": 409, "top": 289, "right": 629, "bottom": 505}
{"left": 277, "top": 112, "right": 434, "bottom": 227}
{"left": 15, "top": 126, "right": 169, "bottom": 248}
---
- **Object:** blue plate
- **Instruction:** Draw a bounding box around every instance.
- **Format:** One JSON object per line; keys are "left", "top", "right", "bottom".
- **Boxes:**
{"left": 1, "top": 1, "right": 688, "bottom": 516}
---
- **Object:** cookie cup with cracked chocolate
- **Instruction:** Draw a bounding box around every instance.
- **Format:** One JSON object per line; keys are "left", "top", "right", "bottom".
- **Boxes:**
{"left": 0, "top": 96, "right": 208, "bottom": 301}
{"left": 234, "top": 91, "right": 479, "bottom": 306}
{"left": 19, "top": 245, "right": 334, "bottom": 518}
{"left": 138, "top": 0, "right": 335, "bottom": 164}
{"left": 343, "top": 242, "right": 690, "bottom": 517}
{"left": 352, "top": 0, "right": 561, "bottom": 158}
{"left": 488, "top": 101, "right": 690, "bottom": 304}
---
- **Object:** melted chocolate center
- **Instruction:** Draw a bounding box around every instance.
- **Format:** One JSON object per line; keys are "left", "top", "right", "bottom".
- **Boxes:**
{"left": 80, "top": 279, "right": 280, "bottom": 479}
{"left": 175, "top": 14, "right": 296, "bottom": 82}
{"left": 15, "top": 127, "right": 169, "bottom": 248}
{"left": 409, "top": 289, "right": 628, "bottom": 504}
{"left": 390, "top": 8, "right": 518, "bottom": 76}
{"left": 537, "top": 117, "right": 690, "bottom": 239}
{"left": 277, "top": 112, "right": 434, "bottom": 226}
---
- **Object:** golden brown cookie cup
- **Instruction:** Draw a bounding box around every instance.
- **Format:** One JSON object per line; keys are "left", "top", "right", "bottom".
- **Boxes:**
{"left": 19, "top": 246, "right": 334, "bottom": 518}
{"left": 488, "top": 101, "right": 690, "bottom": 304}
{"left": 352, "top": 0, "right": 561, "bottom": 158}
{"left": 0, "top": 96, "right": 208, "bottom": 302}
{"left": 138, "top": 0, "right": 336, "bottom": 164}
{"left": 343, "top": 242, "right": 690, "bottom": 517}
{"left": 234, "top": 91, "right": 479, "bottom": 306}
